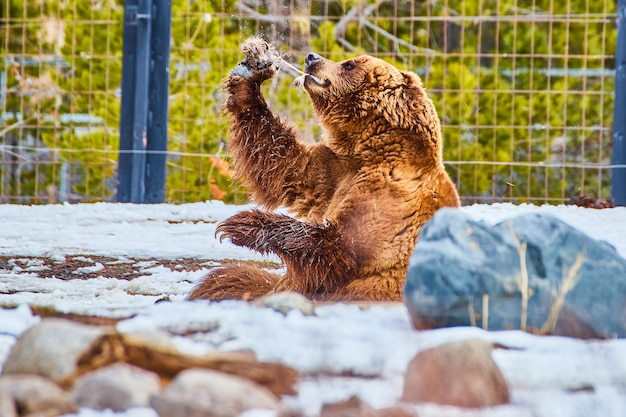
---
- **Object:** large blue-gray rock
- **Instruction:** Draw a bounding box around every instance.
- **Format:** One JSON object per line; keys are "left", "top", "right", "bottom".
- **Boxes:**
{"left": 404, "top": 208, "right": 626, "bottom": 339}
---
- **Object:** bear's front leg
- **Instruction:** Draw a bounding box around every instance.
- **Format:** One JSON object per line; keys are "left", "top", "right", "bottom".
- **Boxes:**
{"left": 222, "top": 67, "right": 311, "bottom": 210}
{"left": 217, "top": 209, "right": 358, "bottom": 295}
{"left": 221, "top": 37, "right": 342, "bottom": 215}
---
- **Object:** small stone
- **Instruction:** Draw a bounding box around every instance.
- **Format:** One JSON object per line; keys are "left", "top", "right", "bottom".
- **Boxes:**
{"left": 0, "top": 391, "right": 17, "bottom": 417}
{"left": 401, "top": 339, "right": 509, "bottom": 408}
{"left": 1, "top": 318, "right": 111, "bottom": 383}
{"left": 321, "top": 396, "right": 374, "bottom": 417}
{"left": 373, "top": 407, "right": 416, "bottom": 417}
{"left": 150, "top": 368, "right": 278, "bottom": 417}
{"left": 321, "top": 397, "right": 416, "bottom": 417}
{"left": 253, "top": 291, "right": 315, "bottom": 316}
{"left": 0, "top": 374, "right": 78, "bottom": 417}
{"left": 72, "top": 362, "right": 161, "bottom": 411}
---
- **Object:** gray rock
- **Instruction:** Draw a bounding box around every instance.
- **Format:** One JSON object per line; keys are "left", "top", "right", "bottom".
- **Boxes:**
{"left": 401, "top": 339, "right": 509, "bottom": 408}
{"left": 150, "top": 368, "right": 278, "bottom": 417}
{"left": 1, "top": 318, "right": 110, "bottom": 382}
{"left": 72, "top": 362, "right": 161, "bottom": 411}
{"left": 404, "top": 209, "right": 626, "bottom": 338}
{"left": 253, "top": 291, "right": 316, "bottom": 316}
{"left": 0, "top": 374, "right": 79, "bottom": 416}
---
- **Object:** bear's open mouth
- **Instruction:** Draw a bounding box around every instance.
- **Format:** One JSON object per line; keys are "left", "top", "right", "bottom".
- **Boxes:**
{"left": 305, "top": 74, "right": 331, "bottom": 88}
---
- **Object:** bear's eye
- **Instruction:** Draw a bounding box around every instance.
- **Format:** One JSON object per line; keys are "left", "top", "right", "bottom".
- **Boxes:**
{"left": 342, "top": 61, "right": 356, "bottom": 71}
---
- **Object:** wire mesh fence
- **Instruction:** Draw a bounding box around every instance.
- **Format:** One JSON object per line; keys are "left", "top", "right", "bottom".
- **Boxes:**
{"left": 0, "top": 0, "right": 619, "bottom": 204}
{"left": 1, "top": 0, "right": 121, "bottom": 203}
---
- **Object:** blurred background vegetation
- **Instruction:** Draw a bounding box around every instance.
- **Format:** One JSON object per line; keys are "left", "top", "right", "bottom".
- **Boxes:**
{"left": 0, "top": 0, "right": 618, "bottom": 204}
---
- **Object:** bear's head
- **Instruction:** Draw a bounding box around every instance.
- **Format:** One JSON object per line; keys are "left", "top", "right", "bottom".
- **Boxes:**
{"left": 301, "top": 53, "right": 441, "bottom": 155}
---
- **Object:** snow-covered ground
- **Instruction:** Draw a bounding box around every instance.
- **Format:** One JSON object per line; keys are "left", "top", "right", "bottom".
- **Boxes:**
{"left": 1, "top": 201, "right": 626, "bottom": 417}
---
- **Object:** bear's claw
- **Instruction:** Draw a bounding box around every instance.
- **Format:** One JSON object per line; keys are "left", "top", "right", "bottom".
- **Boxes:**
{"left": 216, "top": 210, "right": 271, "bottom": 252}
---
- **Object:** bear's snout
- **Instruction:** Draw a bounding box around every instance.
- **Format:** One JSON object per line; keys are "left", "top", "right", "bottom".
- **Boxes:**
{"left": 306, "top": 52, "right": 323, "bottom": 67}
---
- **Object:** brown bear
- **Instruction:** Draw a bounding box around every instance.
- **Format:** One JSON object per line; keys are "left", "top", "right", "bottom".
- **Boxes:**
{"left": 188, "top": 42, "right": 460, "bottom": 302}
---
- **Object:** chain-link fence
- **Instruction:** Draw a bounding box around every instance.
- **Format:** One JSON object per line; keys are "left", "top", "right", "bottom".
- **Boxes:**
{"left": 0, "top": 0, "right": 619, "bottom": 204}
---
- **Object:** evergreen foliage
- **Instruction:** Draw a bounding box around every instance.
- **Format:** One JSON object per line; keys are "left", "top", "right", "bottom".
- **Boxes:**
{"left": 0, "top": 0, "right": 618, "bottom": 204}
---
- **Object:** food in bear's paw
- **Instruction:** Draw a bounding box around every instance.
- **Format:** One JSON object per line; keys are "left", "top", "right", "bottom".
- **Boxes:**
{"left": 238, "top": 35, "right": 281, "bottom": 72}
{"left": 230, "top": 63, "right": 253, "bottom": 78}
{"left": 236, "top": 35, "right": 306, "bottom": 83}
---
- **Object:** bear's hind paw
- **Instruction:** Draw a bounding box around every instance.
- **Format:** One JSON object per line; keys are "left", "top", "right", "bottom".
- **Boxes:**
{"left": 216, "top": 210, "right": 273, "bottom": 252}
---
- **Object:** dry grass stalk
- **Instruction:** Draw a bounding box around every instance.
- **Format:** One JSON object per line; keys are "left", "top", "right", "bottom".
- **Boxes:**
{"left": 509, "top": 225, "right": 531, "bottom": 331}
{"left": 468, "top": 299, "right": 477, "bottom": 327}
{"left": 517, "top": 241, "right": 529, "bottom": 330}
{"left": 482, "top": 294, "right": 489, "bottom": 330}
{"left": 540, "top": 253, "right": 585, "bottom": 334}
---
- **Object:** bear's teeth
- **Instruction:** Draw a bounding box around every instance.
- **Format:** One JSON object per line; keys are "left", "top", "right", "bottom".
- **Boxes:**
{"left": 310, "top": 75, "right": 331, "bottom": 87}
{"left": 292, "top": 74, "right": 329, "bottom": 88}
{"left": 292, "top": 75, "right": 306, "bottom": 88}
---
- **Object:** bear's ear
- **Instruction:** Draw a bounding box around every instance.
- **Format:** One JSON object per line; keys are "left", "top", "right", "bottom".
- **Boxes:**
{"left": 380, "top": 70, "right": 432, "bottom": 129}
{"left": 400, "top": 70, "right": 423, "bottom": 89}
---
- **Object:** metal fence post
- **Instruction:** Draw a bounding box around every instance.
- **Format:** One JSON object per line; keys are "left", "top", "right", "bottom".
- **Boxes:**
{"left": 613, "top": 0, "right": 626, "bottom": 206}
{"left": 118, "top": 0, "right": 170, "bottom": 203}
{"left": 145, "top": 0, "right": 172, "bottom": 203}
{"left": 117, "top": 0, "right": 152, "bottom": 203}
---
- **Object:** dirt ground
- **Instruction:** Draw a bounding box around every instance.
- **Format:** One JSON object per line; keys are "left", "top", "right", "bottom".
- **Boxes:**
{"left": 0, "top": 255, "right": 280, "bottom": 325}
{"left": 0, "top": 255, "right": 210, "bottom": 281}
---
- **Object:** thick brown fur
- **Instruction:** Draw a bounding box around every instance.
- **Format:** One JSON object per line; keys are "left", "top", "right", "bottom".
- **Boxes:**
{"left": 189, "top": 48, "right": 460, "bottom": 302}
